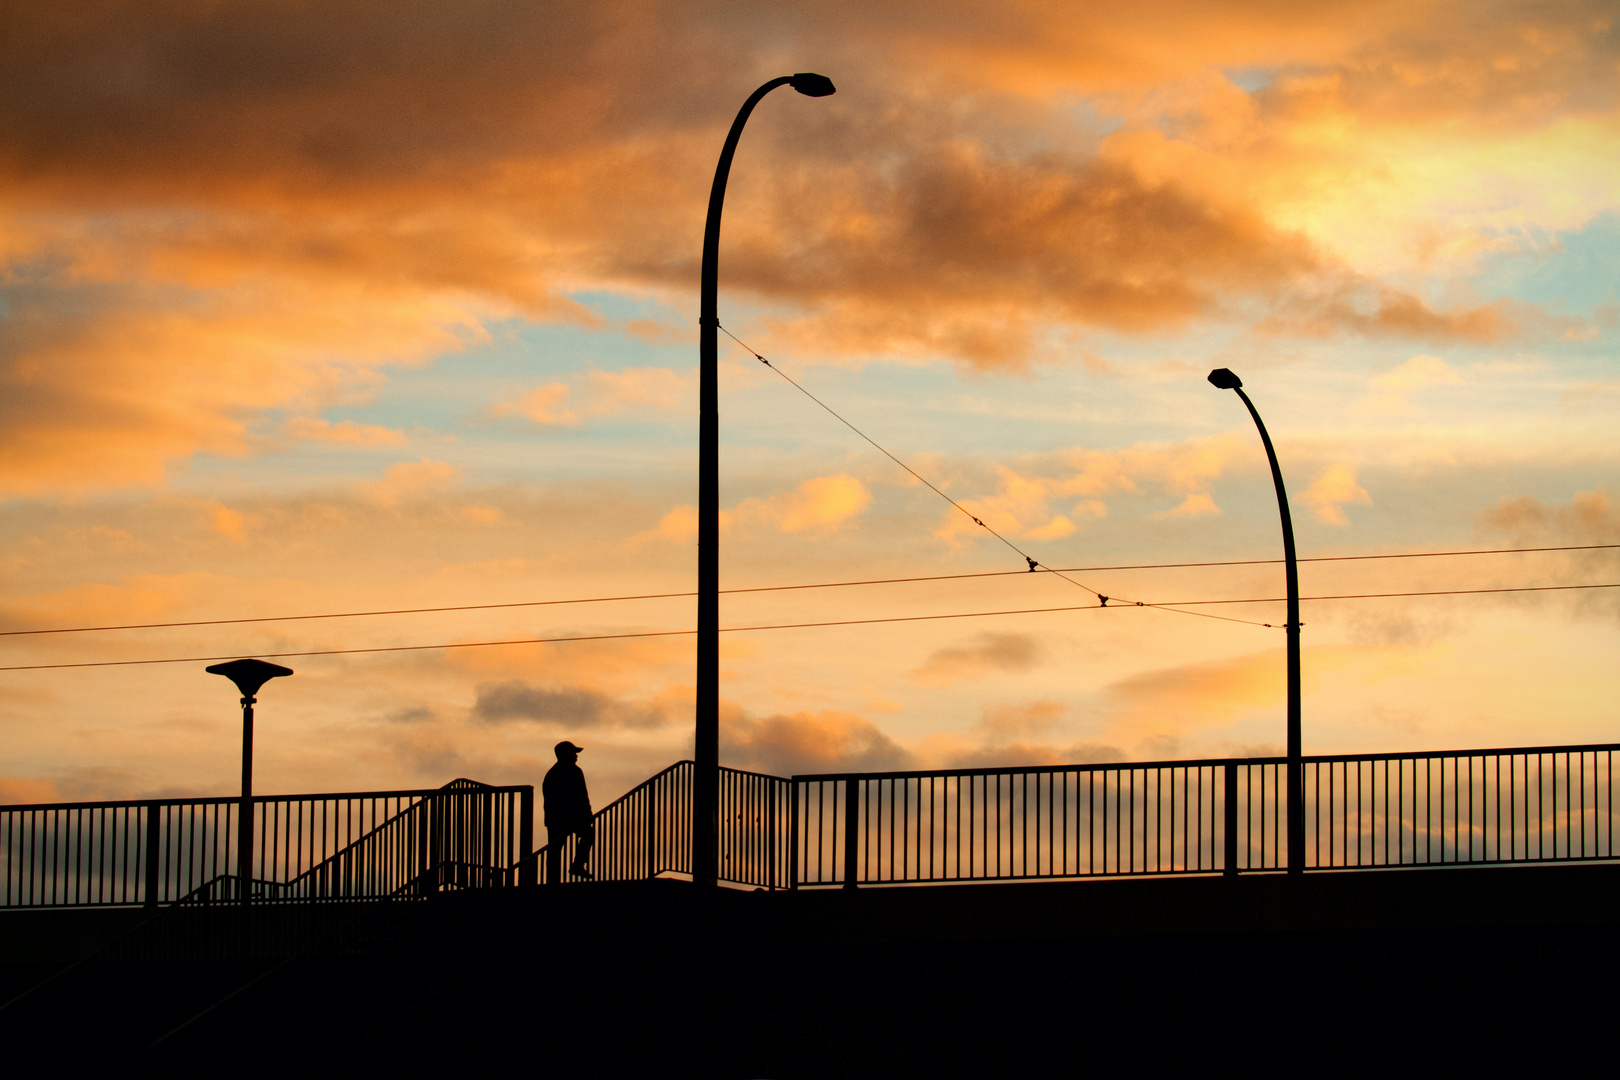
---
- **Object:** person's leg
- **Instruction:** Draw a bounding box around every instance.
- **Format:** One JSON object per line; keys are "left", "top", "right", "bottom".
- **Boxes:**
{"left": 571, "top": 822, "right": 595, "bottom": 875}
{"left": 546, "top": 828, "right": 562, "bottom": 886}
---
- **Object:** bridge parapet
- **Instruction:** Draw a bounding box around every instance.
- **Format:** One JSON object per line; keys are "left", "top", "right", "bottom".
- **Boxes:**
{"left": 7, "top": 741, "right": 1616, "bottom": 908}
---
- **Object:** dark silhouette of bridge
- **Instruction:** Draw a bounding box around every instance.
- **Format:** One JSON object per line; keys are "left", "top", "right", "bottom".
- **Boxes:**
{"left": 3, "top": 743, "right": 1617, "bottom": 1067}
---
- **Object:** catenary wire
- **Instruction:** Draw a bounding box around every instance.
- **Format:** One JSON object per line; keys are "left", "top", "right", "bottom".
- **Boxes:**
{"left": 2, "top": 581, "right": 1613, "bottom": 671}
{"left": 713, "top": 323, "right": 1268, "bottom": 623}
{"left": 1, "top": 543, "right": 1614, "bottom": 638}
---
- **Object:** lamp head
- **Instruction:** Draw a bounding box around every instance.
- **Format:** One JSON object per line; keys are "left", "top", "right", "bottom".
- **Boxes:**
{"left": 789, "top": 73, "right": 836, "bottom": 97}
{"left": 1207, "top": 368, "right": 1243, "bottom": 390}
{"left": 207, "top": 658, "right": 293, "bottom": 700}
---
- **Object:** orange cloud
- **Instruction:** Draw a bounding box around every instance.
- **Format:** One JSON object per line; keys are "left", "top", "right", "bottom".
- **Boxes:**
{"left": 1103, "top": 650, "right": 1286, "bottom": 735}
{"left": 494, "top": 367, "right": 695, "bottom": 427}
{"left": 0, "top": 0, "right": 1606, "bottom": 499}
{"left": 720, "top": 704, "right": 912, "bottom": 775}
{"left": 0, "top": 777, "right": 61, "bottom": 804}
{"left": 726, "top": 474, "right": 873, "bottom": 535}
{"left": 935, "top": 436, "right": 1245, "bottom": 544}
{"left": 285, "top": 416, "right": 408, "bottom": 446}
{"left": 1358, "top": 354, "right": 1464, "bottom": 414}
{"left": 909, "top": 632, "right": 1044, "bottom": 688}
{"left": 360, "top": 458, "right": 461, "bottom": 507}
{"left": 0, "top": 278, "right": 484, "bottom": 495}
{"left": 493, "top": 383, "right": 576, "bottom": 426}
{"left": 1301, "top": 463, "right": 1372, "bottom": 525}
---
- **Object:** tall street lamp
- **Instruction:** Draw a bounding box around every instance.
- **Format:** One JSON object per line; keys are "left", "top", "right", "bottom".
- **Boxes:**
{"left": 694, "top": 73, "right": 835, "bottom": 888}
{"left": 1207, "top": 368, "right": 1304, "bottom": 875}
{"left": 207, "top": 658, "right": 293, "bottom": 903}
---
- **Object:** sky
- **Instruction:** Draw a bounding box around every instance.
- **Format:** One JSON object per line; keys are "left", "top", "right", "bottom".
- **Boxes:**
{"left": 1, "top": 0, "right": 1616, "bottom": 810}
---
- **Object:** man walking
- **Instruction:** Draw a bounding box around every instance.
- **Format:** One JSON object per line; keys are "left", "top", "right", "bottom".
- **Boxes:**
{"left": 543, "top": 740, "right": 593, "bottom": 881}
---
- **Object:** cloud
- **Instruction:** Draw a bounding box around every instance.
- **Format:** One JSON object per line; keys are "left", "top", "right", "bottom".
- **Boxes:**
{"left": 0, "top": 0, "right": 1604, "bottom": 501}
{"left": 0, "top": 276, "right": 484, "bottom": 496}
{"left": 1346, "top": 611, "right": 1454, "bottom": 648}
{"left": 727, "top": 474, "right": 873, "bottom": 535}
{"left": 205, "top": 501, "right": 248, "bottom": 540}
{"left": 720, "top": 706, "right": 912, "bottom": 776}
{"left": 923, "top": 700, "right": 1127, "bottom": 767}
{"left": 909, "top": 632, "right": 1045, "bottom": 688}
{"left": 579, "top": 366, "right": 695, "bottom": 415}
{"left": 1475, "top": 489, "right": 1620, "bottom": 617}
{"left": 1023, "top": 514, "right": 1077, "bottom": 539}
{"left": 382, "top": 706, "right": 436, "bottom": 724}
{"left": 493, "top": 368, "right": 694, "bottom": 427}
{"left": 1300, "top": 463, "right": 1371, "bottom": 525}
{"left": 0, "top": 776, "right": 60, "bottom": 804}
{"left": 947, "top": 741, "right": 1125, "bottom": 769}
{"left": 1099, "top": 644, "right": 1441, "bottom": 742}
{"left": 471, "top": 680, "right": 682, "bottom": 730}
{"left": 934, "top": 436, "right": 1244, "bottom": 544}
{"left": 1103, "top": 651, "right": 1285, "bottom": 734}
{"left": 0, "top": 573, "right": 213, "bottom": 633}
{"left": 360, "top": 458, "right": 460, "bottom": 507}
{"left": 1359, "top": 355, "right": 1463, "bottom": 414}
{"left": 1155, "top": 492, "right": 1222, "bottom": 519}
{"left": 1476, "top": 488, "right": 1619, "bottom": 546}
{"left": 492, "top": 383, "right": 575, "bottom": 426}
{"left": 633, "top": 477, "right": 872, "bottom": 547}
{"left": 630, "top": 504, "right": 700, "bottom": 547}
{"left": 285, "top": 416, "right": 408, "bottom": 446}
{"left": 979, "top": 700, "right": 1065, "bottom": 740}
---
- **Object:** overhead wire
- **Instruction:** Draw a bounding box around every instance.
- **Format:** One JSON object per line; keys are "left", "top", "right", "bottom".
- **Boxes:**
{"left": 2, "top": 581, "right": 1614, "bottom": 672}
{"left": 716, "top": 323, "right": 1212, "bottom": 615}
{"left": 1, "top": 543, "right": 1615, "bottom": 638}
{"left": 727, "top": 323, "right": 1323, "bottom": 629}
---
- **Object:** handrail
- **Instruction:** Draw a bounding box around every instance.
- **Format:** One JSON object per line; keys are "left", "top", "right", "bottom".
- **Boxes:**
{"left": 0, "top": 780, "right": 517, "bottom": 815}
{"left": 793, "top": 741, "right": 1620, "bottom": 782}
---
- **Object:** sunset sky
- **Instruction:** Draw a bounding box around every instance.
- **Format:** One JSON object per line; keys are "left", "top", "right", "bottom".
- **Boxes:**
{"left": 1, "top": 0, "right": 1615, "bottom": 808}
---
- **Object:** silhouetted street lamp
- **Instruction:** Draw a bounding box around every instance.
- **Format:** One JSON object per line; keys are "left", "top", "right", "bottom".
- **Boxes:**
{"left": 1207, "top": 368, "right": 1304, "bottom": 875}
{"left": 694, "top": 73, "right": 835, "bottom": 888}
{"left": 207, "top": 658, "right": 293, "bottom": 903}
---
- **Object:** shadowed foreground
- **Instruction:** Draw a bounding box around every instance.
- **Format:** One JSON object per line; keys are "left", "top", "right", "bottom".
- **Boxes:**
{"left": 2, "top": 864, "right": 1616, "bottom": 1071}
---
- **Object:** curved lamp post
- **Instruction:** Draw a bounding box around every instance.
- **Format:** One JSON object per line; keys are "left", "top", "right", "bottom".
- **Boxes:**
{"left": 695, "top": 73, "right": 835, "bottom": 888}
{"left": 207, "top": 658, "right": 293, "bottom": 903}
{"left": 1207, "top": 368, "right": 1303, "bottom": 875}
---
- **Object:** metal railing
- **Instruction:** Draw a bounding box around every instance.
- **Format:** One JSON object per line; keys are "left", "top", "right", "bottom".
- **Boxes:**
{"left": 537, "top": 762, "right": 793, "bottom": 889}
{"left": 7, "top": 741, "right": 1615, "bottom": 904}
{"left": 795, "top": 760, "right": 1229, "bottom": 886}
{"left": 1302, "top": 744, "right": 1617, "bottom": 869}
{"left": 794, "top": 743, "right": 1619, "bottom": 885}
{"left": 1, "top": 778, "right": 533, "bottom": 908}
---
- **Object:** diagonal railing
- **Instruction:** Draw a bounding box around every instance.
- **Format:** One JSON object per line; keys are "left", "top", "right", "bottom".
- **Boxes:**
{"left": 0, "top": 779, "right": 533, "bottom": 908}
{"left": 534, "top": 762, "right": 792, "bottom": 888}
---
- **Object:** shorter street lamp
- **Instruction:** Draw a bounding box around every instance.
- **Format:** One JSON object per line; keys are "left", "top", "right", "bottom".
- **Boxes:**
{"left": 207, "top": 658, "right": 293, "bottom": 904}
{"left": 1207, "top": 368, "right": 1304, "bottom": 875}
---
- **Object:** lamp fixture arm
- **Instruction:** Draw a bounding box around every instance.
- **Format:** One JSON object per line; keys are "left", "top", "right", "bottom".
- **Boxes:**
{"left": 700, "top": 76, "right": 794, "bottom": 322}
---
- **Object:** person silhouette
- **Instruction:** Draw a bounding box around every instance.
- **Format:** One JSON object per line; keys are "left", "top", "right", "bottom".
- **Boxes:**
{"left": 543, "top": 740, "right": 594, "bottom": 880}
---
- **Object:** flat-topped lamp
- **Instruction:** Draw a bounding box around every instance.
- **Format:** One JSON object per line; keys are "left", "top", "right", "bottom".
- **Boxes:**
{"left": 207, "top": 658, "right": 293, "bottom": 903}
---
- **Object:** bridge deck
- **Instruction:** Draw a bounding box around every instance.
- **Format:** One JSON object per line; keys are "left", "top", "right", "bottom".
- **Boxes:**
{"left": 3, "top": 863, "right": 1614, "bottom": 1065}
